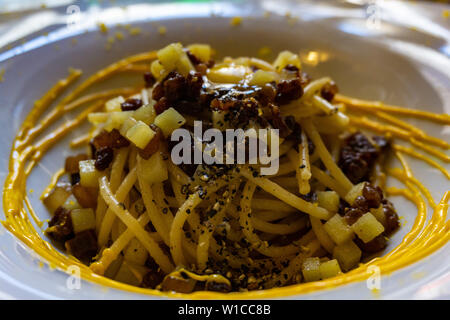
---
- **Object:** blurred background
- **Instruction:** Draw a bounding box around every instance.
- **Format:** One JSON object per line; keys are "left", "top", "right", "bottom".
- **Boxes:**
{"left": 0, "top": 0, "right": 448, "bottom": 53}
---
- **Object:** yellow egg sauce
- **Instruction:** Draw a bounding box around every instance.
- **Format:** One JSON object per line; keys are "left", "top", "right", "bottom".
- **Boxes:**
{"left": 1, "top": 50, "right": 449, "bottom": 299}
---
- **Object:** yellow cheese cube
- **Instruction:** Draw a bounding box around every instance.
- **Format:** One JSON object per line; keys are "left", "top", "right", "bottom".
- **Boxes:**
{"left": 344, "top": 182, "right": 366, "bottom": 205}
{"left": 370, "top": 205, "right": 386, "bottom": 225}
{"left": 273, "top": 50, "right": 301, "bottom": 71}
{"left": 154, "top": 107, "right": 186, "bottom": 137}
{"left": 125, "top": 121, "right": 155, "bottom": 149}
{"left": 319, "top": 259, "right": 342, "bottom": 279}
{"left": 333, "top": 241, "right": 362, "bottom": 271}
{"left": 114, "top": 261, "right": 148, "bottom": 286}
{"left": 176, "top": 53, "right": 195, "bottom": 76}
{"left": 79, "top": 160, "right": 103, "bottom": 188}
{"left": 104, "top": 111, "right": 134, "bottom": 132}
{"left": 62, "top": 194, "right": 82, "bottom": 210}
{"left": 43, "top": 186, "right": 71, "bottom": 213}
{"left": 157, "top": 43, "right": 183, "bottom": 71}
{"left": 317, "top": 191, "right": 340, "bottom": 213}
{"left": 352, "top": 212, "right": 385, "bottom": 243}
{"left": 324, "top": 214, "right": 354, "bottom": 245}
{"left": 187, "top": 44, "right": 211, "bottom": 62}
{"left": 301, "top": 257, "right": 321, "bottom": 282}
{"left": 124, "top": 238, "right": 148, "bottom": 266}
{"left": 248, "top": 70, "right": 277, "bottom": 86}
{"left": 87, "top": 112, "right": 109, "bottom": 125}
{"left": 151, "top": 60, "right": 167, "bottom": 81}
{"left": 133, "top": 104, "right": 156, "bottom": 125}
{"left": 70, "top": 208, "right": 96, "bottom": 234}
{"left": 140, "top": 152, "right": 168, "bottom": 183}
{"left": 119, "top": 117, "right": 138, "bottom": 136}
{"left": 105, "top": 96, "right": 125, "bottom": 112}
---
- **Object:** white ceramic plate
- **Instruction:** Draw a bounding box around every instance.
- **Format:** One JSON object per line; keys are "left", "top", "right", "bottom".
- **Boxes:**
{"left": 0, "top": 0, "right": 449, "bottom": 299}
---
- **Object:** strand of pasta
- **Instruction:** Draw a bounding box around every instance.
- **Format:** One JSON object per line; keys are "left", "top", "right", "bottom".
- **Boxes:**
{"left": 301, "top": 120, "right": 354, "bottom": 193}
{"left": 251, "top": 215, "right": 307, "bottom": 235}
{"left": 197, "top": 180, "right": 239, "bottom": 270}
{"left": 99, "top": 176, "right": 174, "bottom": 273}
{"left": 238, "top": 181, "right": 308, "bottom": 257}
{"left": 152, "top": 182, "right": 175, "bottom": 229}
{"left": 348, "top": 115, "right": 450, "bottom": 162}
{"left": 335, "top": 94, "right": 450, "bottom": 125}
{"left": 392, "top": 144, "right": 450, "bottom": 179}
{"left": 240, "top": 168, "right": 332, "bottom": 220}
{"left": 310, "top": 216, "right": 335, "bottom": 254}
{"left": 137, "top": 156, "right": 171, "bottom": 245}
{"left": 309, "top": 165, "right": 348, "bottom": 199}
{"left": 373, "top": 111, "right": 449, "bottom": 149}
{"left": 97, "top": 166, "right": 137, "bottom": 247}
{"left": 16, "top": 68, "right": 82, "bottom": 144}
{"left": 170, "top": 179, "right": 228, "bottom": 266}
{"left": 40, "top": 168, "right": 65, "bottom": 200}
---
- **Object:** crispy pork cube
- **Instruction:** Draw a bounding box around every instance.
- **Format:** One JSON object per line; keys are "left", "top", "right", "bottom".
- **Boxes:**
{"left": 333, "top": 241, "right": 362, "bottom": 271}
{"left": 352, "top": 212, "right": 385, "bottom": 243}
{"left": 324, "top": 214, "right": 354, "bottom": 245}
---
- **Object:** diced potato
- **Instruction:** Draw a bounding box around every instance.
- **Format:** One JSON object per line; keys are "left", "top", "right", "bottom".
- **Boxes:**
{"left": 249, "top": 70, "right": 277, "bottom": 86}
{"left": 324, "top": 214, "right": 354, "bottom": 245}
{"left": 273, "top": 50, "right": 301, "bottom": 71}
{"left": 344, "top": 182, "right": 366, "bottom": 205}
{"left": 79, "top": 160, "right": 103, "bottom": 188}
{"left": 352, "top": 212, "right": 385, "bottom": 243}
{"left": 333, "top": 241, "right": 362, "bottom": 271}
{"left": 319, "top": 259, "right": 342, "bottom": 279}
{"left": 114, "top": 261, "right": 148, "bottom": 286}
{"left": 62, "top": 194, "right": 82, "bottom": 210}
{"left": 154, "top": 107, "right": 186, "bottom": 137}
{"left": 301, "top": 257, "right": 321, "bottom": 282}
{"left": 139, "top": 152, "right": 168, "bottom": 183}
{"left": 157, "top": 43, "right": 184, "bottom": 71}
{"left": 134, "top": 104, "right": 156, "bottom": 125}
{"left": 43, "top": 186, "right": 71, "bottom": 213}
{"left": 187, "top": 44, "right": 211, "bottom": 62}
{"left": 207, "top": 64, "right": 250, "bottom": 83}
{"left": 126, "top": 121, "right": 156, "bottom": 149}
{"left": 88, "top": 112, "right": 109, "bottom": 125}
{"left": 317, "top": 191, "right": 340, "bottom": 213}
{"left": 124, "top": 238, "right": 148, "bottom": 266}
{"left": 151, "top": 60, "right": 167, "bottom": 80}
{"left": 105, "top": 96, "right": 125, "bottom": 112}
{"left": 70, "top": 208, "right": 96, "bottom": 234}
{"left": 104, "top": 254, "right": 124, "bottom": 279}
{"left": 370, "top": 205, "right": 386, "bottom": 225}
{"left": 104, "top": 111, "right": 134, "bottom": 132}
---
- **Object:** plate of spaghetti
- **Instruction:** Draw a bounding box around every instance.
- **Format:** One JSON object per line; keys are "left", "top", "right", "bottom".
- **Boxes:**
{"left": 0, "top": 0, "right": 449, "bottom": 299}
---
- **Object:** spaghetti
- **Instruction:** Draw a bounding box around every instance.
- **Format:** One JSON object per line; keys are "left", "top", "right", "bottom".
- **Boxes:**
{"left": 1, "top": 43, "right": 449, "bottom": 297}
